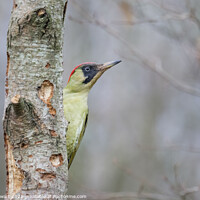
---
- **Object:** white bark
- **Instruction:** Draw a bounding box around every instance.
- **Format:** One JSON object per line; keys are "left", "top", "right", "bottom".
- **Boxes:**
{"left": 3, "top": 0, "right": 68, "bottom": 198}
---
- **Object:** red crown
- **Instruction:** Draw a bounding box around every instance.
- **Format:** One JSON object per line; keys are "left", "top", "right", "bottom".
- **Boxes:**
{"left": 67, "top": 62, "right": 95, "bottom": 83}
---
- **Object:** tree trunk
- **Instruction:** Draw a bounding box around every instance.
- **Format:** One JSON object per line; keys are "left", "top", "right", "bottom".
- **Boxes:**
{"left": 3, "top": 0, "right": 68, "bottom": 198}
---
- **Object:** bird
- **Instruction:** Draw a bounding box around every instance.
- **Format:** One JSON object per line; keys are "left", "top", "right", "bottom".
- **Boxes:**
{"left": 63, "top": 60, "right": 121, "bottom": 169}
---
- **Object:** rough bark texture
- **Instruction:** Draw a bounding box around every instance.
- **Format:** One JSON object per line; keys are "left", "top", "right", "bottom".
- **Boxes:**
{"left": 3, "top": 0, "right": 68, "bottom": 198}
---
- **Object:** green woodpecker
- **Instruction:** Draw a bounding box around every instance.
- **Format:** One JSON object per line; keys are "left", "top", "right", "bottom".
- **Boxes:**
{"left": 63, "top": 60, "right": 121, "bottom": 169}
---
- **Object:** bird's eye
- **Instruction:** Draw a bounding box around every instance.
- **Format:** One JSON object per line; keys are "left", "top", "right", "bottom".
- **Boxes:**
{"left": 85, "top": 66, "right": 90, "bottom": 72}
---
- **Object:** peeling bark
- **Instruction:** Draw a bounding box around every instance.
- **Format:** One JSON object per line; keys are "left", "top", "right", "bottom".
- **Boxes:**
{"left": 38, "top": 80, "right": 56, "bottom": 116}
{"left": 3, "top": 0, "right": 68, "bottom": 198}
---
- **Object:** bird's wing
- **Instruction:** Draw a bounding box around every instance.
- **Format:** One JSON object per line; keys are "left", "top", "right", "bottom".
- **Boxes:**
{"left": 68, "top": 113, "right": 88, "bottom": 169}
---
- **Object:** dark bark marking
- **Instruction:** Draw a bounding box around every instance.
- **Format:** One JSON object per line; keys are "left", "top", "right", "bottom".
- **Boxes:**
{"left": 21, "top": 143, "right": 29, "bottom": 149}
{"left": 36, "top": 168, "right": 47, "bottom": 173}
{"left": 50, "top": 130, "right": 58, "bottom": 137}
{"left": 85, "top": 113, "right": 88, "bottom": 127}
{"left": 5, "top": 52, "right": 10, "bottom": 96}
{"left": 45, "top": 62, "right": 50, "bottom": 68}
{"left": 63, "top": 1, "right": 68, "bottom": 22}
{"left": 41, "top": 173, "right": 56, "bottom": 180}
{"left": 50, "top": 154, "right": 64, "bottom": 167}
{"left": 37, "top": 183, "right": 42, "bottom": 188}
{"left": 11, "top": 95, "right": 28, "bottom": 119}
{"left": 35, "top": 140, "right": 43, "bottom": 144}
{"left": 13, "top": 0, "right": 17, "bottom": 9}
{"left": 14, "top": 7, "right": 51, "bottom": 39}
{"left": 4, "top": 134, "right": 10, "bottom": 195}
{"left": 49, "top": 105, "right": 56, "bottom": 116}
{"left": 4, "top": 97, "right": 62, "bottom": 193}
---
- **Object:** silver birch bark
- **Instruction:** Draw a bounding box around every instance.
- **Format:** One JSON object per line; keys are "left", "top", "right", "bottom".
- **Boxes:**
{"left": 3, "top": 0, "right": 68, "bottom": 198}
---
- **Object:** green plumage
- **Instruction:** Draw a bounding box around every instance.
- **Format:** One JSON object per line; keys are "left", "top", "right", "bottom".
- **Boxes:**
{"left": 63, "top": 88, "right": 89, "bottom": 169}
{"left": 63, "top": 61, "right": 121, "bottom": 169}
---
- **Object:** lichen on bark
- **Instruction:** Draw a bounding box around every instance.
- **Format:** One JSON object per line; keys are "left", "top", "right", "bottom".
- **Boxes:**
{"left": 3, "top": 0, "right": 68, "bottom": 198}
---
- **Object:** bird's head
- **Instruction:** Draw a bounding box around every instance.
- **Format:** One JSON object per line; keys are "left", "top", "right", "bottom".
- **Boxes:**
{"left": 66, "top": 60, "right": 121, "bottom": 93}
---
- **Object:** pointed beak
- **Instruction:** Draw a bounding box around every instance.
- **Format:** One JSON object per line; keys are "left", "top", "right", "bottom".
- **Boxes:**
{"left": 98, "top": 60, "right": 121, "bottom": 71}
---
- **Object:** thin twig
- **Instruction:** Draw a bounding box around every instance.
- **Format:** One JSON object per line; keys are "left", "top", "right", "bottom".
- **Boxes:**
{"left": 180, "top": 186, "right": 199, "bottom": 197}
{"left": 69, "top": 0, "right": 200, "bottom": 97}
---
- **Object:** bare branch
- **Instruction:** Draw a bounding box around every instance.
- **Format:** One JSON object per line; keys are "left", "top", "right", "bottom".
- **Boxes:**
{"left": 180, "top": 186, "right": 199, "bottom": 197}
{"left": 124, "top": 55, "right": 200, "bottom": 97}
{"left": 69, "top": 1, "right": 200, "bottom": 97}
{"left": 149, "top": 0, "right": 200, "bottom": 29}
{"left": 110, "top": 13, "right": 190, "bottom": 26}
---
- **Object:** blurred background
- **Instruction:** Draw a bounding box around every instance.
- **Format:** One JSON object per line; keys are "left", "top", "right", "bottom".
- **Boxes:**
{"left": 1, "top": 0, "right": 200, "bottom": 199}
